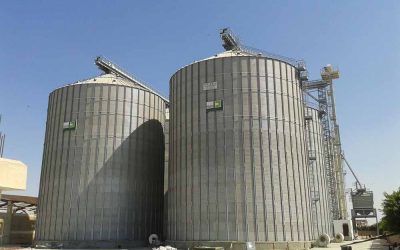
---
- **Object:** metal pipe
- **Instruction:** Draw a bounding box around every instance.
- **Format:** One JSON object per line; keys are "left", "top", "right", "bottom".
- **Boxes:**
{"left": 95, "top": 56, "right": 169, "bottom": 103}
{"left": 341, "top": 154, "right": 363, "bottom": 190}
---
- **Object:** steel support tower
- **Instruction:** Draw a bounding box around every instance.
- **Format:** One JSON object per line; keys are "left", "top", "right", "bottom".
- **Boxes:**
{"left": 301, "top": 66, "right": 347, "bottom": 221}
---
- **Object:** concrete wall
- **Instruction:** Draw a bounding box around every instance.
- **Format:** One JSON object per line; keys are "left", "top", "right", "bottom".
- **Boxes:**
{"left": 333, "top": 220, "right": 354, "bottom": 241}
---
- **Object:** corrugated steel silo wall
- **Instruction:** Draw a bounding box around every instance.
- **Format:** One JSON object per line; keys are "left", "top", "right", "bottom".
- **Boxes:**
{"left": 163, "top": 117, "right": 169, "bottom": 239}
{"left": 306, "top": 107, "right": 333, "bottom": 238}
{"left": 168, "top": 56, "right": 313, "bottom": 242}
{"left": 36, "top": 83, "right": 165, "bottom": 246}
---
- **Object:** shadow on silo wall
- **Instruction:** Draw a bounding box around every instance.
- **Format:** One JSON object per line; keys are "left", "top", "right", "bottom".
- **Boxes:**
{"left": 36, "top": 119, "right": 165, "bottom": 249}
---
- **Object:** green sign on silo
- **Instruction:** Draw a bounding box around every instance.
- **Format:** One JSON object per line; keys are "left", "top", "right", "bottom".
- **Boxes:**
{"left": 63, "top": 121, "right": 76, "bottom": 130}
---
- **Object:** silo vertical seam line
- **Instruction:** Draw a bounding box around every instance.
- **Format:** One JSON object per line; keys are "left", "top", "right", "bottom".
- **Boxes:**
{"left": 261, "top": 58, "right": 269, "bottom": 241}
{"left": 68, "top": 85, "right": 79, "bottom": 241}
{"left": 57, "top": 88, "right": 68, "bottom": 240}
{"left": 184, "top": 66, "right": 188, "bottom": 241}
{"left": 177, "top": 72, "right": 181, "bottom": 240}
{"left": 266, "top": 60, "right": 277, "bottom": 241}
{"left": 91, "top": 85, "right": 99, "bottom": 240}
{"left": 40, "top": 93, "right": 54, "bottom": 239}
{"left": 190, "top": 64, "right": 195, "bottom": 241}
{"left": 231, "top": 57, "right": 238, "bottom": 240}
{"left": 289, "top": 68, "right": 300, "bottom": 241}
{"left": 128, "top": 87, "right": 133, "bottom": 239}
{"left": 293, "top": 82, "right": 306, "bottom": 240}
{"left": 44, "top": 90, "right": 58, "bottom": 239}
{"left": 178, "top": 70, "right": 183, "bottom": 240}
{"left": 96, "top": 85, "right": 106, "bottom": 240}
{"left": 173, "top": 75, "right": 177, "bottom": 240}
{"left": 50, "top": 88, "right": 64, "bottom": 240}
{"left": 88, "top": 87, "right": 98, "bottom": 240}
{"left": 196, "top": 65, "right": 201, "bottom": 241}
{"left": 280, "top": 63, "right": 290, "bottom": 240}
{"left": 256, "top": 58, "right": 267, "bottom": 241}
{"left": 206, "top": 61, "right": 211, "bottom": 240}
{"left": 44, "top": 92, "right": 57, "bottom": 239}
{"left": 101, "top": 85, "right": 110, "bottom": 240}
{"left": 297, "top": 81, "right": 307, "bottom": 240}
{"left": 213, "top": 59, "right": 218, "bottom": 241}
{"left": 145, "top": 93, "right": 149, "bottom": 237}
{"left": 118, "top": 86, "right": 127, "bottom": 239}
{"left": 110, "top": 86, "right": 118, "bottom": 239}
{"left": 168, "top": 77, "right": 172, "bottom": 240}
{"left": 276, "top": 62, "right": 286, "bottom": 241}
{"left": 59, "top": 87, "right": 73, "bottom": 240}
{"left": 273, "top": 61, "right": 285, "bottom": 241}
{"left": 173, "top": 74, "right": 177, "bottom": 240}
{"left": 298, "top": 80, "right": 310, "bottom": 240}
{"left": 239, "top": 68, "right": 248, "bottom": 240}
{"left": 282, "top": 63, "right": 294, "bottom": 241}
{"left": 82, "top": 85, "right": 93, "bottom": 240}
{"left": 222, "top": 58, "right": 229, "bottom": 241}
{"left": 74, "top": 86, "right": 85, "bottom": 240}
{"left": 249, "top": 58, "right": 258, "bottom": 241}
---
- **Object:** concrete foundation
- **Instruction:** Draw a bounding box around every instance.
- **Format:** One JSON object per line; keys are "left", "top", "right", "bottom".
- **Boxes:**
{"left": 333, "top": 220, "right": 354, "bottom": 241}
{"left": 166, "top": 240, "right": 312, "bottom": 250}
{"left": 35, "top": 239, "right": 147, "bottom": 249}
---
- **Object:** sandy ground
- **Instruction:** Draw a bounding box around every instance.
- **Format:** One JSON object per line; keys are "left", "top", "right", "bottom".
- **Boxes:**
{"left": 0, "top": 240, "right": 393, "bottom": 250}
{"left": 313, "top": 239, "right": 390, "bottom": 250}
{"left": 0, "top": 247, "right": 151, "bottom": 250}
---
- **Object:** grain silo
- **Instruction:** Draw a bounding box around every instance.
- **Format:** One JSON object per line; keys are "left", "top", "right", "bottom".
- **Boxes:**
{"left": 35, "top": 58, "right": 167, "bottom": 248}
{"left": 305, "top": 107, "right": 332, "bottom": 239}
{"left": 167, "top": 50, "right": 313, "bottom": 249}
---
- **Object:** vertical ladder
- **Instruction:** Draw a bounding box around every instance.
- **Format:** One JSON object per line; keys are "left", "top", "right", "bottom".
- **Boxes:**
{"left": 326, "top": 84, "right": 347, "bottom": 220}
{"left": 302, "top": 65, "right": 347, "bottom": 223}
{"left": 318, "top": 88, "right": 340, "bottom": 220}
{"left": 305, "top": 109, "right": 320, "bottom": 237}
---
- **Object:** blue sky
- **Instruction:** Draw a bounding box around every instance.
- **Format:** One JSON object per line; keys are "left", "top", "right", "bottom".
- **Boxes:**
{"left": 1, "top": 1, "right": 399, "bottom": 221}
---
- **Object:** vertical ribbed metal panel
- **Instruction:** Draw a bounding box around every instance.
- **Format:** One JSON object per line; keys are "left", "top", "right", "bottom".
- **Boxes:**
{"left": 163, "top": 115, "right": 169, "bottom": 239}
{"left": 168, "top": 55, "right": 312, "bottom": 242}
{"left": 36, "top": 80, "right": 165, "bottom": 247}
{"left": 306, "top": 107, "right": 333, "bottom": 238}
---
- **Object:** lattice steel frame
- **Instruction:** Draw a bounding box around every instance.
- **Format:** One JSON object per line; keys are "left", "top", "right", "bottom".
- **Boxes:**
{"left": 317, "top": 87, "right": 340, "bottom": 220}
{"left": 301, "top": 71, "right": 347, "bottom": 221}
